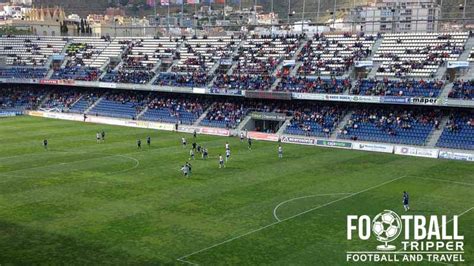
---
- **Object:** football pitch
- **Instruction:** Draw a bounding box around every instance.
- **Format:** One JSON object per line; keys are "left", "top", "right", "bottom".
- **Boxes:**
{"left": 0, "top": 116, "right": 473, "bottom": 265}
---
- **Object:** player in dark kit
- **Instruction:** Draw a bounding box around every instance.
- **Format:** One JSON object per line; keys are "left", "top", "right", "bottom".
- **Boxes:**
{"left": 403, "top": 191, "right": 410, "bottom": 211}
{"left": 137, "top": 139, "right": 142, "bottom": 149}
{"left": 43, "top": 139, "right": 48, "bottom": 149}
{"left": 193, "top": 130, "right": 197, "bottom": 138}
{"left": 248, "top": 137, "right": 252, "bottom": 150}
{"left": 101, "top": 131, "right": 105, "bottom": 141}
{"left": 147, "top": 136, "right": 151, "bottom": 147}
{"left": 192, "top": 142, "right": 197, "bottom": 150}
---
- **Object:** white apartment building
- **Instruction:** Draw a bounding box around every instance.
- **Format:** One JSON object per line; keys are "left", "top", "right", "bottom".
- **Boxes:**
{"left": 351, "top": 0, "right": 440, "bottom": 33}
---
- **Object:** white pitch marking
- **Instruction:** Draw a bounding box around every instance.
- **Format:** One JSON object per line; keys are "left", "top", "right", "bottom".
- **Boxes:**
{"left": 0, "top": 152, "right": 119, "bottom": 175}
{"left": 107, "top": 154, "right": 140, "bottom": 175}
{"left": 412, "top": 176, "right": 474, "bottom": 187}
{"left": 177, "top": 258, "right": 199, "bottom": 265}
{"left": 0, "top": 152, "right": 140, "bottom": 183}
{"left": 177, "top": 175, "right": 406, "bottom": 263}
{"left": 273, "top": 193, "right": 353, "bottom": 222}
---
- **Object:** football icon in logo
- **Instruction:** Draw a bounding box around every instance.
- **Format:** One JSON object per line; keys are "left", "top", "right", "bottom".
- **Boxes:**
{"left": 372, "top": 210, "right": 402, "bottom": 251}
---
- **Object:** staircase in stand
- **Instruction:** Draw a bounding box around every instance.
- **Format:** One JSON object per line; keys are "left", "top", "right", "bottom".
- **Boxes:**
{"left": 276, "top": 118, "right": 293, "bottom": 135}
{"left": 269, "top": 39, "right": 308, "bottom": 91}
{"left": 289, "top": 62, "right": 303, "bottom": 76}
{"left": 458, "top": 36, "right": 474, "bottom": 61}
{"left": 166, "top": 59, "right": 180, "bottom": 72}
{"left": 369, "top": 37, "right": 384, "bottom": 60}
{"left": 193, "top": 107, "right": 211, "bottom": 126}
{"left": 67, "top": 95, "right": 84, "bottom": 112}
{"left": 236, "top": 114, "right": 253, "bottom": 131}
{"left": 329, "top": 111, "right": 353, "bottom": 139}
{"left": 438, "top": 82, "right": 453, "bottom": 100}
{"left": 37, "top": 92, "right": 52, "bottom": 109}
{"left": 136, "top": 106, "right": 149, "bottom": 120}
{"left": 225, "top": 38, "right": 245, "bottom": 76}
{"left": 367, "top": 62, "right": 381, "bottom": 78}
{"left": 435, "top": 65, "right": 447, "bottom": 80}
{"left": 84, "top": 96, "right": 104, "bottom": 114}
{"left": 271, "top": 39, "right": 307, "bottom": 77}
{"left": 45, "top": 68, "right": 55, "bottom": 79}
{"left": 426, "top": 116, "right": 449, "bottom": 147}
{"left": 148, "top": 62, "right": 163, "bottom": 85}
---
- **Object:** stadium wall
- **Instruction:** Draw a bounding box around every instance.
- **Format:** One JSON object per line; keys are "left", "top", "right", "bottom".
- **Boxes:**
{"left": 26, "top": 111, "right": 474, "bottom": 163}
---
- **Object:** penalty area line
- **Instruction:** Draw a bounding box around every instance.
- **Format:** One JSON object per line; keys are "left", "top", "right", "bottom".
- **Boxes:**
{"left": 177, "top": 175, "right": 407, "bottom": 263}
{"left": 273, "top": 193, "right": 353, "bottom": 222}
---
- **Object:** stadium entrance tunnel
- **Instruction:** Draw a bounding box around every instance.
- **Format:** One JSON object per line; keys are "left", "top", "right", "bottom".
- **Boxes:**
{"left": 242, "top": 111, "right": 288, "bottom": 134}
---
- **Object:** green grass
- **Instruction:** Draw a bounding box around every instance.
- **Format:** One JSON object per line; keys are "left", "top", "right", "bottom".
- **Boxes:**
{"left": 0, "top": 116, "right": 473, "bottom": 264}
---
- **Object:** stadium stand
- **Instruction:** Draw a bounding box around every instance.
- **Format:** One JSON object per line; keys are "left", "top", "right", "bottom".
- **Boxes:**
{"left": 50, "top": 37, "right": 115, "bottom": 81}
{"left": 374, "top": 32, "right": 468, "bottom": 78}
{"left": 141, "top": 96, "right": 208, "bottom": 125}
{"left": 69, "top": 92, "right": 101, "bottom": 114}
{"left": 173, "top": 36, "right": 238, "bottom": 72}
{"left": 436, "top": 113, "right": 474, "bottom": 150}
{"left": 88, "top": 91, "right": 147, "bottom": 119}
{"left": 212, "top": 74, "right": 275, "bottom": 92}
{"left": 51, "top": 66, "right": 101, "bottom": 81}
{"left": 100, "top": 69, "right": 155, "bottom": 84}
{"left": 120, "top": 37, "right": 176, "bottom": 70}
{"left": 64, "top": 37, "right": 113, "bottom": 68}
{"left": 0, "top": 36, "right": 67, "bottom": 66}
{"left": 285, "top": 105, "right": 345, "bottom": 137}
{"left": 100, "top": 37, "right": 176, "bottom": 84}
{"left": 234, "top": 34, "right": 303, "bottom": 76}
{"left": 153, "top": 72, "right": 211, "bottom": 87}
{"left": 200, "top": 101, "right": 247, "bottom": 128}
{"left": 351, "top": 78, "right": 444, "bottom": 97}
{"left": 41, "top": 90, "right": 83, "bottom": 111}
{"left": 448, "top": 80, "right": 474, "bottom": 100}
{"left": 297, "top": 33, "right": 375, "bottom": 76}
{"left": 0, "top": 67, "right": 47, "bottom": 79}
{"left": 337, "top": 108, "right": 440, "bottom": 145}
{"left": 0, "top": 87, "right": 45, "bottom": 114}
{"left": 276, "top": 76, "right": 350, "bottom": 94}
{"left": 0, "top": 32, "right": 473, "bottom": 153}
{"left": 97, "top": 37, "right": 128, "bottom": 66}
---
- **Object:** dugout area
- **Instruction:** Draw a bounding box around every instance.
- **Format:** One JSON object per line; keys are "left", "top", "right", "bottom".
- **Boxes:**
{"left": 240, "top": 111, "right": 288, "bottom": 134}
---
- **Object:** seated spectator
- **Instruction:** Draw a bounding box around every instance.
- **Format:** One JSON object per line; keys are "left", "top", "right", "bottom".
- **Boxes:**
{"left": 436, "top": 113, "right": 474, "bottom": 150}
{"left": 51, "top": 66, "right": 101, "bottom": 81}
{"left": 338, "top": 108, "right": 440, "bottom": 145}
{"left": 351, "top": 78, "right": 443, "bottom": 97}
{"left": 153, "top": 72, "right": 210, "bottom": 87}
{"left": 0, "top": 87, "right": 47, "bottom": 112}
{"left": 448, "top": 80, "right": 474, "bottom": 100}
{"left": 276, "top": 77, "right": 350, "bottom": 94}
{"left": 285, "top": 105, "right": 345, "bottom": 137}
{"left": 100, "top": 70, "right": 155, "bottom": 84}
{"left": 212, "top": 74, "right": 275, "bottom": 93}
{"left": 0, "top": 67, "right": 47, "bottom": 79}
{"left": 200, "top": 102, "right": 248, "bottom": 129}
